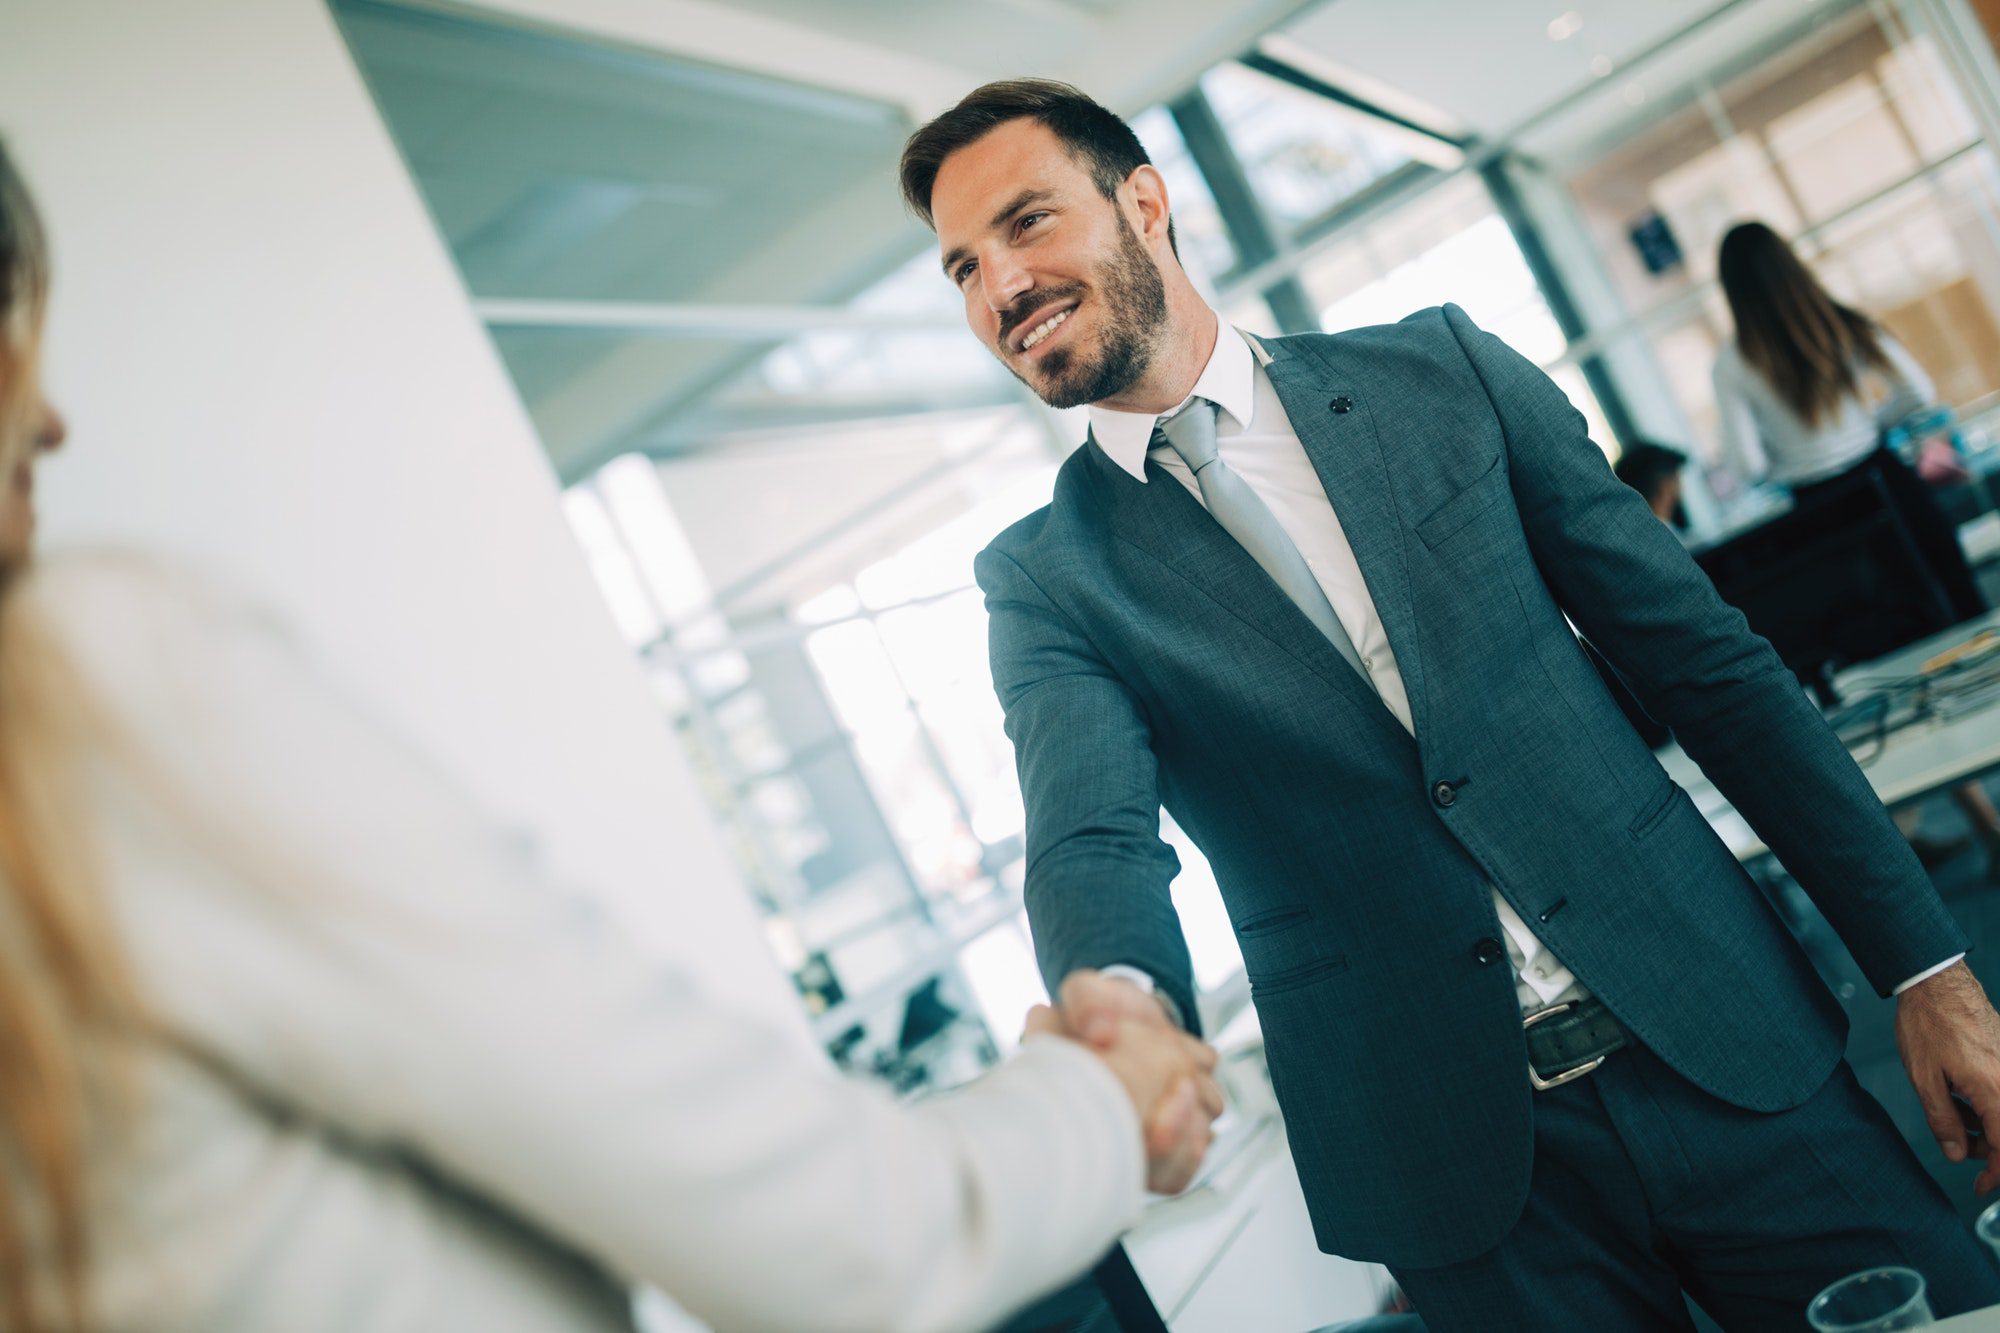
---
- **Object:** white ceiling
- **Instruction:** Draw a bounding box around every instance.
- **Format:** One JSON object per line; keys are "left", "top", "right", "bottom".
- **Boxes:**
{"left": 342, "top": 0, "right": 1880, "bottom": 483}
{"left": 461, "top": 0, "right": 1327, "bottom": 125}
{"left": 1275, "top": 0, "right": 1863, "bottom": 162}
{"left": 329, "top": 0, "right": 1907, "bottom": 614}
{"left": 1283, "top": 0, "right": 1732, "bottom": 140}
{"left": 701, "top": 0, "right": 1141, "bottom": 99}
{"left": 341, "top": 0, "right": 1324, "bottom": 479}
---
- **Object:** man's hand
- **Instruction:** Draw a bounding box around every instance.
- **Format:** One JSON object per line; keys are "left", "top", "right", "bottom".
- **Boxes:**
{"left": 1026, "top": 969, "right": 1226, "bottom": 1193}
{"left": 1060, "top": 969, "right": 1182, "bottom": 1043}
{"left": 1896, "top": 960, "right": 2000, "bottom": 1193}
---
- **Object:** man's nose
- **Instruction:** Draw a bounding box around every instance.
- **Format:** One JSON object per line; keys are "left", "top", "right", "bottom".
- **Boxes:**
{"left": 981, "top": 256, "right": 1032, "bottom": 315}
{"left": 33, "top": 398, "right": 66, "bottom": 452}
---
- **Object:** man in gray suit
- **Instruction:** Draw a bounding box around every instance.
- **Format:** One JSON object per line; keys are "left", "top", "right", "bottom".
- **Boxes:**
{"left": 899, "top": 80, "right": 2000, "bottom": 1326}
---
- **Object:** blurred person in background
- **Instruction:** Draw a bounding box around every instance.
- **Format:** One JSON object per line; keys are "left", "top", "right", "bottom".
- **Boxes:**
{"left": 1592, "top": 440, "right": 1697, "bottom": 749}
{"left": 1713, "top": 220, "right": 1985, "bottom": 623}
{"left": 1611, "top": 440, "right": 1689, "bottom": 532}
{"left": 0, "top": 139, "right": 1223, "bottom": 1333}
{"left": 1713, "top": 221, "right": 2000, "bottom": 872}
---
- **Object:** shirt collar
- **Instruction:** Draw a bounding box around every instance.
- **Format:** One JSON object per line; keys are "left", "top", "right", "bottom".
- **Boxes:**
{"left": 1087, "top": 308, "right": 1258, "bottom": 483}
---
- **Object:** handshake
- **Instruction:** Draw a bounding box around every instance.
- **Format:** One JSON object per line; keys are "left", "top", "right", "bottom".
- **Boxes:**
{"left": 1026, "top": 970, "right": 1226, "bottom": 1194}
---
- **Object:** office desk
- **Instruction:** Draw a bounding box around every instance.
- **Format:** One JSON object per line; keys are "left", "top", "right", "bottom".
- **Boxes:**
{"left": 1660, "top": 609, "right": 2000, "bottom": 861}
{"left": 1937, "top": 1302, "right": 2000, "bottom": 1329}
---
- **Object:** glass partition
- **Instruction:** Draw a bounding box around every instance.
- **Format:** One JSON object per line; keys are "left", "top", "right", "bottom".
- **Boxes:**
{"left": 1300, "top": 174, "right": 1618, "bottom": 450}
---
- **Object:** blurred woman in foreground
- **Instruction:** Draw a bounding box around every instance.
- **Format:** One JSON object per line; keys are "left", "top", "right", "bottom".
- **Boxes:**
{"left": 0, "top": 141, "right": 1219, "bottom": 1333}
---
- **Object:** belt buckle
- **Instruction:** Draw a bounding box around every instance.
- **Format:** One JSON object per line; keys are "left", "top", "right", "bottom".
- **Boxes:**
{"left": 1523, "top": 1000, "right": 1606, "bottom": 1092}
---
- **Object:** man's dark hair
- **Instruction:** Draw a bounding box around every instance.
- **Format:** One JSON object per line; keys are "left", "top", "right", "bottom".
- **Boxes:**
{"left": 898, "top": 78, "right": 1176, "bottom": 255}
{"left": 1612, "top": 440, "right": 1688, "bottom": 503}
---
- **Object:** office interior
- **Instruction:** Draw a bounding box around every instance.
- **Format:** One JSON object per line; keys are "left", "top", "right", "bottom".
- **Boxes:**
{"left": 14, "top": 0, "right": 2000, "bottom": 1328}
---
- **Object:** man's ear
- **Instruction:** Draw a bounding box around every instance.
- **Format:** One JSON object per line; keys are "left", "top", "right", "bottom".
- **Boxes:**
{"left": 1125, "top": 164, "right": 1172, "bottom": 248}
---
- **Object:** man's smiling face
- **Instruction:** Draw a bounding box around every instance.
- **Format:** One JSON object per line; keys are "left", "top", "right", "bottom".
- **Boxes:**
{"left": 930, "top": 118, "right": 1166, "bottom": 410}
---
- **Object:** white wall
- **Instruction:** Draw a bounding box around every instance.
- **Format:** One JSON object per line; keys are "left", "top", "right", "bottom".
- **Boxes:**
{"left": 0, "top": 0, "right": 805, "bottom": 1039}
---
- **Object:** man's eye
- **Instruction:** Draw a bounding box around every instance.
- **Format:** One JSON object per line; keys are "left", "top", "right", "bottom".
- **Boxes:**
{"left": 955, "top": 261, "right": 977, "bottom": 285}
{"left": 1018, "top": 212, "right": 1048, "bottom": 232}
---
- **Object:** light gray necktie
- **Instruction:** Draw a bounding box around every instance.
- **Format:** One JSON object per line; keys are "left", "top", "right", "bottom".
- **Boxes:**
{"left": 1158, "top": 398, "right": 1373, "bottom": 688}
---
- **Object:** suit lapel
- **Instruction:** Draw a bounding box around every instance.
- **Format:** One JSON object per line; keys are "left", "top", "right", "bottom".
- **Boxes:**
{"left": 1259, "top": 336, "right": 1432, "bottom": 743}
{"left": 1084, "top": 429, "right": 1395, "bottom": 722}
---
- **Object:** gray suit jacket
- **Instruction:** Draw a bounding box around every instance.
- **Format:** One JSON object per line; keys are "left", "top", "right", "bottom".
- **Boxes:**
{"left": 975, "top": 304, "right": 1968, "bottom": 1268}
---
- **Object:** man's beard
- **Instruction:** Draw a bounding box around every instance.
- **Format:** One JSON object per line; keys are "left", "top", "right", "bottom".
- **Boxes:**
{"left": 1003, "top": 220, "right": 1167, "bottom": 410}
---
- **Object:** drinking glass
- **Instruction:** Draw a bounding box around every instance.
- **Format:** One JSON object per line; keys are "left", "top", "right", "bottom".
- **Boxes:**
{"left": 1978, "top": 1197, "right": 2000, "bottom": 1265}
{"left": 1807, "top": 1267, "right": 1933, "bottom": 1332}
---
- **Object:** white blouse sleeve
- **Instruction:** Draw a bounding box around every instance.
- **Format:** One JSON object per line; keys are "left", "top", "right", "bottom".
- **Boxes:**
{"left": 1873, "top": 334, "right": 1935, "bottom": 426}
{"left": 1710, "top": 352, "right": 1768, "bottom": 482}
{"left": 39, "top": 557, "right": 1145, "bottom": 1333}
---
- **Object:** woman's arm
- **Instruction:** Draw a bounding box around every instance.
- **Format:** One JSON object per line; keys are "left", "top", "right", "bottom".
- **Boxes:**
{"left": 1873, "top": 333, "right": 1935, "bottom": 426}
{"left": 44, "top": 557, "right": 1146, "bottom": 1333}
{"left": 1710, "top": 352, "right": 1768, "bottom": 483}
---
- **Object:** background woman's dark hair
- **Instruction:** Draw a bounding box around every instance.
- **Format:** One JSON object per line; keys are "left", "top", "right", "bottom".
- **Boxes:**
{"left": 1717, "top": 221, "right": 1888, "bottom": 427}
{"left": 898, "top": 78, "right": 1176, "bottom": 257}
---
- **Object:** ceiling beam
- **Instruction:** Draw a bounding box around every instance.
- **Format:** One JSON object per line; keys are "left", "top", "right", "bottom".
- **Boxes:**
{"left": 636, "top": 392, "right": 1022, "bottom": 458}
{"left": 1237, "top": 49, "right": 1471, "bottom": 150}
{"left": 418, "top": 0, "right": 964, "bottom": 122}
{"left": 519, "top": 166, "right": 932, "bottom": 479}
{"left": 478, "top": 299, "right": 959, "bottom": 337}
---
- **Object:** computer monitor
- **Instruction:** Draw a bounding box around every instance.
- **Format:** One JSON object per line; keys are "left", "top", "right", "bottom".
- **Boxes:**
{"left": 1693, "top": 461, "right": 1957, "bottom": 704}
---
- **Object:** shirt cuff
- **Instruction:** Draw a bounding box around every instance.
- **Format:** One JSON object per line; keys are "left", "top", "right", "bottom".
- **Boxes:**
{"left": 1097, "top": 965, "right": 1187, "bottom": 1029}
{"left": 1893, "top": 953, "right": 1966, "bottom": 995}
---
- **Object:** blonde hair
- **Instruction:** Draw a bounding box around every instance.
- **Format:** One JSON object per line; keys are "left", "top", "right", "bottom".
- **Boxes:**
{"left": 0, "top": 137, "right": 138, "bottom": 1333}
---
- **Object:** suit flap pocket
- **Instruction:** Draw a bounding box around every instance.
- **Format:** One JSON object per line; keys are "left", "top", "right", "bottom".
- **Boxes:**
{"left": 1416, "top": 455, "right": 1505, "bottom": 549}
{"left": 1627, "top": 781, "right": 1683, "bottom": 841}
{"left": 1238, "top": 904, "right": 1341, "bottom": 990}
{"left": 1238, "top": 905, "right": 1312, "bottom": 936}
{"left": 1248, "top": 955, "right": 1349, "bottom": 995}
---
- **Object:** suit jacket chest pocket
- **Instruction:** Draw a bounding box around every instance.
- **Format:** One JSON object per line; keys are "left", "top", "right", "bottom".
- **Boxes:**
{"left": 1415, "top": 455, "right": 1506, "bottom": 550}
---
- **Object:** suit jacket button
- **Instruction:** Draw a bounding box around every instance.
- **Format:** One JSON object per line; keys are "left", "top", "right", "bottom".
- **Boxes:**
{"left": 1431, "top": 779, "right": 1457, "bottom": 808}
{"left": 1474, "top": 937, "right": 1505, "bottom": 966}
{"left": 1330, "top": 395, "right": 1354, "bottom": 414}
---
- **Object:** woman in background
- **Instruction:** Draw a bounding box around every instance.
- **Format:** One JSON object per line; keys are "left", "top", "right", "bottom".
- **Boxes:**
{"left": 1713, "top": 219, "right": 1985, "bottom": 621}
{"left": 1713, "top": 219, "right": 2000, "bottom": 867}
{"left": 0, "top": 141, "right": 1219, "bottom": 1333}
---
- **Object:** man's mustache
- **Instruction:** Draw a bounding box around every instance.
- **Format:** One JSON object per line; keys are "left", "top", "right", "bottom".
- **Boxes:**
{"left": 998, "top": 285, "right": 1086, "bottom": 350}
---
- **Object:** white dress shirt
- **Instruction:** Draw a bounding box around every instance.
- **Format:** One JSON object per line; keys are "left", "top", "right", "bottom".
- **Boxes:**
{"left": 1094, "top": 310, "right": 1958, "bottom": 1013}
{"left": 41, "top": 556, "right": 1145, "bottom": 1333}
{"left": 1713, "top": 334, "right": 1932, "bottom": 487}
{"left": 1089, "top": 310, "right": 1583, "bottom": 1014}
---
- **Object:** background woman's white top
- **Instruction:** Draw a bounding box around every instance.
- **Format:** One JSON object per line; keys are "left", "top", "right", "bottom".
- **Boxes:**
{"left": 1712, "top": 332, "right": 1932, "bottom": 487}
{"left": 41, "top": 556, "right": 1144, "bottom": 1333}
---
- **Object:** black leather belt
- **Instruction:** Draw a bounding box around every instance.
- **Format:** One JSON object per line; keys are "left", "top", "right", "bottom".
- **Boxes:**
{"left": 1523, "top": 997, "right": 1628, "bottom": 1091}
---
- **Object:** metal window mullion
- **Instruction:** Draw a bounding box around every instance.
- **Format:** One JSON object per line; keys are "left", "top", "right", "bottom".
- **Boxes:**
{"left": 1479, "top": 154, "right": 1639, "bottom": 447}
{"left": 1169, "top": 88, "right": 1322, "bottom": 333}
{"left": 1238, "top": 49, "right": 1470, "bottom": 150}
{"left": 1904, "top": 0, "right": 2000, "bottom": 159}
